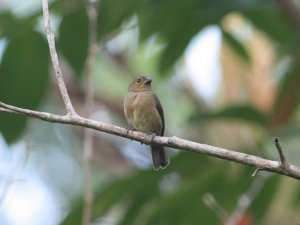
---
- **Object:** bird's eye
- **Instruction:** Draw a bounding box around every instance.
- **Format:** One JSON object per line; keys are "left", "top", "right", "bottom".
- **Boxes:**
{"left": 136, "top": 79, "right": 141, "bottom": 83}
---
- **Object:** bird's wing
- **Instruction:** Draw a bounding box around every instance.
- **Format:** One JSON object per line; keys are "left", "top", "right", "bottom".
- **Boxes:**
{"left": 153, "top": 94, "right": 165, "bottom": 136}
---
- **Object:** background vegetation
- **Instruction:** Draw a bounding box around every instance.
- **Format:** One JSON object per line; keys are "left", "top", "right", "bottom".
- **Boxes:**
{"left": 0, "top": 0, "right": 300, "bottom": 224}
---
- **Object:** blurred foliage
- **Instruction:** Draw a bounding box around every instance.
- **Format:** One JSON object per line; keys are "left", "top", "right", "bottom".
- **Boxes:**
{"left": 0, "top": 29, "right": 49, "bottom": 142}
{"left": 222, "top": 30, "right": 251, "bottom": 64}
{"left": 62, "top": 154, "right": 279, "bottom": 225}
{"left": 190, "top": 104, "right": 269, "bottom": 127}
{"left": 59, "top": 9, "right": 88, "bottom": 77}
{"left": 0, "top": 0, "right": 300, "bottom": 224}
{"left": 271, "top": 53, "right": 300, "bottom": 126}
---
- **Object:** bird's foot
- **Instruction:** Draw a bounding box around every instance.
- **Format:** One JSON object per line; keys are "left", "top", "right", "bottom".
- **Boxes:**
{"left": 140, "top": 133, "right": 156, "bottom": 146}
{"left": 151, "top": 133, "right": 156, "bottom": 142}
{"left": 125, "top": 127, "right": 136, "bottom": 141}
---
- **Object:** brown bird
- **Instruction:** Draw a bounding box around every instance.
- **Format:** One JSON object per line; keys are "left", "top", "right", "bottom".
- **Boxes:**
{"left": 124, "top": 76, "right": 169, "bottom": 170}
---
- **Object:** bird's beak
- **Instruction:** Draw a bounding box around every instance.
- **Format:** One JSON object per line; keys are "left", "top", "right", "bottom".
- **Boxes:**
{"left": 144, "top": 77, "right": 152, "bottom": 85}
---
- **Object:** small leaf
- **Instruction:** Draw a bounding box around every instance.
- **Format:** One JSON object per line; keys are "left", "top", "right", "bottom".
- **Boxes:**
{"left": 137, "top": 0, "right": 234, "bottom": 72}
{"left": 222, "top": 30, "right": 251, "bottom": 64}
{"left": 98, "top": 0, "right": 138, "bottom": 38}
{"left": 0, "top": 12, "right": 18, "bottom": 37}
{"left": 242, "top": 0, "right": 294, "bottom": 44}
{"left": 250, "top": 175, "right": 279, "bottom": 224}
{"left": 270, "top": 54, "right": 300, "bottom": 126}
{"left": 190, "top": 105, "right": 268, "bottom": 127}
{"left": 0, "top": 31, "right": 49, "bottom": 142}
{"left": 59, "top": 9, "right": 88, "bottom": 77}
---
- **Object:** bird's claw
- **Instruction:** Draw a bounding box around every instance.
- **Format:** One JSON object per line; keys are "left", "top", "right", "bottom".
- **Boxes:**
{"left": 151, "top": 133, "right": 156, "bottom": 142}
{"left": 126, "top": 127, "right": 136, "bottom": 141}
{"left": 140, "top": 133, "right": 156, "bottom": 146}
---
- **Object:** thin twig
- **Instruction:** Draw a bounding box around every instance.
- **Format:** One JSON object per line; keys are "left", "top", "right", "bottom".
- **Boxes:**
{"left": 202, "top": 193, "right": 228, "bottom": 221}
{"left": 0, "top": 107, "right": 20, "bottom": 114}
{"left": 81, "top": 1, "right": 100, "bottom": 225}
{"left": 225, "top": 174, "right": 269, "bottom": 225}
{"left": 1, "top": 101, "right": 300, "bottom": 180}
{"left": 274, "top": 137, "right": 289, "bottom": 168}
{"left": 42, "top": 0, "right": 77, "bottom": 116}
{"left": 251, "top": 167, "right": 260, "bottom": 177}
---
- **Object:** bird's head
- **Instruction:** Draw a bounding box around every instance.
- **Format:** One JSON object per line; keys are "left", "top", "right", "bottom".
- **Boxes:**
{"left": 128, "top": 76, "right": 152, "bottom": 92}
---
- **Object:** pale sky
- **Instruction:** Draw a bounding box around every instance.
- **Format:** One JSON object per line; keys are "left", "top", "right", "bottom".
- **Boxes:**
{"left": 184, "top": 25, "right": 222, "bottom": 103}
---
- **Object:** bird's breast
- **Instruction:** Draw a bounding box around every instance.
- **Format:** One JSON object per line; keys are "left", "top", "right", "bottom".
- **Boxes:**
{"left": 128, "top": 91, "right": 162, "bottom": 134}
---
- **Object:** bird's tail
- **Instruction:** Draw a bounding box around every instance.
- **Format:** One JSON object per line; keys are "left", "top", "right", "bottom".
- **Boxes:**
{"left": 151, "top": 145, "right": 169, "bottom": 170}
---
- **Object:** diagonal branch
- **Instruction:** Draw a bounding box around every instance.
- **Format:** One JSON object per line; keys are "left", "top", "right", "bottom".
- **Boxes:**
{"left": 42, "top": 0, "right": 77, "bottom": 116}
{"left": 0, "top": 107, "right": 20, "bottom": 114}
{"left": 224, "top": 174, "right": 269, "bottom": 225}
{"left": 1, "top": 101, "right": 300, "bottom": 180}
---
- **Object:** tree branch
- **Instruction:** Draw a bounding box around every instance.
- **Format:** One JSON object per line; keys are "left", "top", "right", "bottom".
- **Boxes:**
{"left": 2, "top": 0, "right": 300, "bottom": 183}
{"left": 224, "top": 174, "right": 269, "bottom": 225}
{"left": 202, "top": 193, "right": 228, "bottom": 221}
{"left": 0, "top": 107, "right": 20, "bottom": 114}
{"left": 42, "top": 0, "right": 77, "bottom": 116}
{"left": 1, "top": 101, "right": 300, "bottom": 180}
{"left": 81, "top": 0, "right": 100, "bottom": 224}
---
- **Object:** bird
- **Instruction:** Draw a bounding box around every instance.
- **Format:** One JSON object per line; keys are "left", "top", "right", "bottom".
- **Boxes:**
{"left": 124, "top": 76, "right": 169, "bottom": 170}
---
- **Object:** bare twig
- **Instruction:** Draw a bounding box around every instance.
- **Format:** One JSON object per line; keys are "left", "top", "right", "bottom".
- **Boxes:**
{"left": 202, "top": 193, "right": 228, "bottom": 221}
{"left": 274, "top": 137, "right": 289, "bottom": 168}
{"left": 251, "top": 167, "right": 260, "bottom": 177}
{"left": 81, "top": 1, "right": 100, "bottom": 225}
{"left": 204, "top": 175, "right": 269, "bottom": 225}
{"left": 42, "top": 0, "right": 77, "bottom": 116}
{"left": 1, "top": 101, "right": 300, "bottom": 180}
{"left": 225, "top": 174, "right": 269, "bottom": 225}
{"left": 0, "top": 107, "right": 20, "bottom": 114}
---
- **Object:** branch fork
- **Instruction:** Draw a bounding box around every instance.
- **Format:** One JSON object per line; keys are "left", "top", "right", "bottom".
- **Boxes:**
{"left": 274, "top": 137, "right": 290, "bottom": 170}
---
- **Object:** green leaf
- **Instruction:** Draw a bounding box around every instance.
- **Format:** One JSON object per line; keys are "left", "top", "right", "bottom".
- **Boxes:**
{"left": 59, "top": 9, "right": 88, "bottom": 77}
{"left": 0, "top": 12, "right": 36, "bottom": 39}
{"left": 144, "top": 163, "right": 221, "bottom": 225}
{"left": 61, "top": 152, "right": 278, "bottom": 225}
{"left": 136, "top": 0, "right": 296, "bottom": 71}
{"left": 271, "top": 53, "right": 300, "bottom": 126}
{"left": 241, "top": 1, "right": 294, "bottom": 45}
{"left": 0, "top": 31, "right": 49, "bottom": 143}
{"left": 190, "top": 105, "right": 268, "bottom": 127}
{"left": 292, "top": 185, "right": 300, "bottom": 207}
{"left": 61, "top": 172, "right": 158, "bottom": 225}
{"left": 0, "top": 12, "right": 18, "bottom": 38}
{"left": 137, "top": 0, "right": 202, "bottom": 72}
{"left": 57, "top": 0, "right": 295, "bottom": 73}
{"left": 250, "top": 175, "right": 279, "bottom": 224}
{"left": 98, "top": 0, "right": 138, "bottom": 38}
{"left": 60, "top": 154, "right": 206, "bottom": 225}
{"left": 137, "top": 0, "right": 242, "bottom": 72}
{"left": 222, "top": 30, "right": 251, "bottom": 64}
